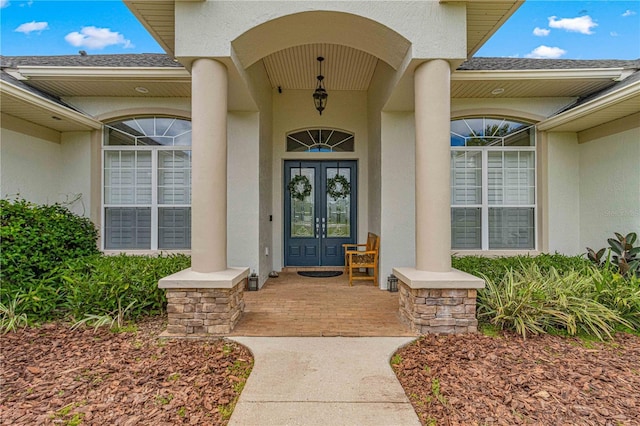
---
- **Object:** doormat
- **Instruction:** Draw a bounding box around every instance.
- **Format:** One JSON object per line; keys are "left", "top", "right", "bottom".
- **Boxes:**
{"left": 297, "top": 271, "right": 343, "bottom": 278}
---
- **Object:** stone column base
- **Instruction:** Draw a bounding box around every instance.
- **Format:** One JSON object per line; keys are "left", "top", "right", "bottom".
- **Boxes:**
{"left": 394, "top": 267, "right": 484, "bottom": 334}
{"left": 158, "top": 267, "right": 249, "bottom": 337}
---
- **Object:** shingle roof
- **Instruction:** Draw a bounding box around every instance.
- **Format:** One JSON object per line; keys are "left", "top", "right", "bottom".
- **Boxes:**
{"left": 458, "top": 57, "right": 640, "bottom": 71}
{"left": 0, "top": 53, "right": 182, "bottom": 68}
{"left": 3, "top": 54, "right": 639, "bottom": 72}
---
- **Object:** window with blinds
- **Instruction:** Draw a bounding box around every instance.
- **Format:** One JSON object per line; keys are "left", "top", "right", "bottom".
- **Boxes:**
{"left": 450, "top": 117, "right": 535, "bottom": 250}
{"left": 103, "top": 117, "right": 192, "bottom": 250}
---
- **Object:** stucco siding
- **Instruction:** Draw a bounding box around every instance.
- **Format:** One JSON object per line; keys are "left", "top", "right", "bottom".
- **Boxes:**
{"left": 579, "top": 125, "right": 640, "bottom": 251}
{"left": 58, "top": 132, "right": 94, "bottom": 217}
{"left": 380, "top": 112, "right": 416, "bottom": 283}
{"left": 228, "top": 112, "right": 260, "bottom": 272}
{"left": 176, "top": 2, "right": 466, "bottom": 64}
{"left": 244, "top": 63, "right": 275, "bottom": 285}
{"left": 451, "top": 98, "right": 575, "bottom": 122}
{"left": 546, "top": 132, "right": 581, "bottom": 255}
{"left": 66, "top": 97, "right": 191, "bottom": 119}
{"left": 1, "top": 127, "right": 62, "bottom": 206}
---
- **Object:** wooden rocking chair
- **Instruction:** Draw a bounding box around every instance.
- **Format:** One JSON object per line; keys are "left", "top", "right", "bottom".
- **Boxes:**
{"left": 342, "top": 232, "right": 380, "bottom": 286}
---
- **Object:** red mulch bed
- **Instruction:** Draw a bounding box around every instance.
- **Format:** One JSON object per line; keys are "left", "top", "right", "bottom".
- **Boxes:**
{"left": 393, "top": 332, "right": 640, "bottom": 425}
{"left": 0, "top": 318, "right": 252, "bottom": 425}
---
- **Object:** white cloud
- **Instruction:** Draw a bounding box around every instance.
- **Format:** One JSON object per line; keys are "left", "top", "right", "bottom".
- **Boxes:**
{"left": 533, "top": 27, "right": 550, "bottom": 37}
{"left": 525, "top": 45, "right": 567, "bottom": 59}
{"left": 0, "top": 0, "right": 10, "bottom": 8}
{"left": 64, "top": 26, "right": 133, "bottom": 50}
{"left": 14, "top": 21, "right": 49, "bottom": 34}
{"left": 610, "top": 31, "right": 619, "bottom": 37}
{"left": 548, "top": 15, "right": 597, "bottom": 34}
{"left": 622, "top": 10, "right": 636, "bottom": 17}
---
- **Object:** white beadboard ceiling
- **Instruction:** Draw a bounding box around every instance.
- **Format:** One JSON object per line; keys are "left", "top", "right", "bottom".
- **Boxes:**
{"left": 262, "top": 44, "right": 378, "bottom": 91}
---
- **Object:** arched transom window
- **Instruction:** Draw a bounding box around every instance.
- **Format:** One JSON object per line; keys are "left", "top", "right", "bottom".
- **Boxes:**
{"left": 450, "top": 117, "right": 536, "bottom": 251}
{"left": 103, "top": 116, "right": 192, "bottom": 250}
{"left": 286, "top": 128, "right": 354, "bottom": 152}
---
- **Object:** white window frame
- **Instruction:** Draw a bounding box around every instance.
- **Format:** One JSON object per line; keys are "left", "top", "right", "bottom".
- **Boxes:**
{"left": 101, "top": 118, "right": 191, "bottom": 251}
{"left": 450, "top": 121, "right": 537, "bottom": 251}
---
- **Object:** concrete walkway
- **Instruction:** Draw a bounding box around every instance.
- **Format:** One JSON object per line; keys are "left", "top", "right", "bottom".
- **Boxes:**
{"left": 228, "top": 337, "right": 421, "bottom": 426}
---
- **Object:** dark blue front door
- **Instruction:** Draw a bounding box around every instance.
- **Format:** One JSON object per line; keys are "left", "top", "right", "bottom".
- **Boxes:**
{"left": 284, "top": 161, "right": 357, "bottom": 267}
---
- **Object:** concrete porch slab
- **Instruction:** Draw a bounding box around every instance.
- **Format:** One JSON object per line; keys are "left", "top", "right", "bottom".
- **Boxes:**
{"left": 158, "top": 267, "right": 249, "bottom": 289}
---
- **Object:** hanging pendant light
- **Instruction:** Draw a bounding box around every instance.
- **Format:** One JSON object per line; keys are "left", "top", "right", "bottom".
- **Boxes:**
{"left": 312, "top": 56, "right": 328, "bottom": 115}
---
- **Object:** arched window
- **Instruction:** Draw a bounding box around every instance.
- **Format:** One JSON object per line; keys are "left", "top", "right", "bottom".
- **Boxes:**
{"left": 286, "top": 128, "right": 354, "bottom": 152}
{"left": 103, "top": 116, "right": 192, "bottom": 250}
{"left": 450, "top": 117, "right": 536, "bottom": 250}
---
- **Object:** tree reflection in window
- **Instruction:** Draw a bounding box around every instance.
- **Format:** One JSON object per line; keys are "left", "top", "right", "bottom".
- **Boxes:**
{"left": 450, "top": 117, "right": 534, "bottom": 147}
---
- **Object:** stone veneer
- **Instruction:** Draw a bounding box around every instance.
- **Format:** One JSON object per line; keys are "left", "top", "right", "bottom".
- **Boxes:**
{"left": 398, "top": 282, "right": 478, "bottom": 334}
{"left": 164, "top": 279, "right": 246, "bottom": 335}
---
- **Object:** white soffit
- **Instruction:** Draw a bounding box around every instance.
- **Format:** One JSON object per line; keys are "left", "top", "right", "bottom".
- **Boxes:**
{"left": 452, "top": 68, "right": 628, "bottom": 98}
{"left": 443, "top": 0, "right": 524, "bottom": 56}
{"left": 13, "top": 67, "right": 191, "bottom": 98}
{"left": 0, "top": 80, "right": 102, "bottom": 132}
{"left": 125, "top": 0, "right": 178, "bottom": 56}
{"left": 537, "top": 80, "right": 640, "bottom": 132}
{"left": 263, "top": 44, "right": 377, "bottom": 91}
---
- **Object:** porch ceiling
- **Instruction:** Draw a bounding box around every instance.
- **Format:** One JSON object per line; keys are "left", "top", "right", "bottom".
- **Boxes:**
{"left": 263, "top": 44, "right": 378, "bottom": 91}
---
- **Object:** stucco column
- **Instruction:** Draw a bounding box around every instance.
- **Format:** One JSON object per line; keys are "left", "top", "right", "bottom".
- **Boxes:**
{"left": 191, "top": 58, "right": 228, "bottom": 272}
{"left": 414, "top": 59, "right": 452, "bottom": 272}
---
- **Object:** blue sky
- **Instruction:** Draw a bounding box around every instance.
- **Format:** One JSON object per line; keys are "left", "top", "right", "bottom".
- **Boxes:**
{"left": 1, "top": 1, "right": 639, "bottom": 59}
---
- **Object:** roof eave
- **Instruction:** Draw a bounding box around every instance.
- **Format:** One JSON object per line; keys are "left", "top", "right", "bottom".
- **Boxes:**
{"left": 0, "top": 80, "right": 102, "bottom": 130}
{"left": 15, "top": 66, "right": 190, "bottom": 81}
{"left": 464, "top": 0, "right": 524, "bottom": 57}
{"left": 537, "top": 80, "right": 640, "bottom": 131}
{"left": 452, "top": 68, "right": 627, "bottom": 81}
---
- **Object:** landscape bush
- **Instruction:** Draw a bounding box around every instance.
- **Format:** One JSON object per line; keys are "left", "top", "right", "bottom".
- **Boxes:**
{"left": 452, "top": 253, "right": 592, "bottom": 283}
{"left": 476, "top": 263, "right": 639, "bottom": 340}
{"left": 0, "top": 198, "right": 191, "bottom": 329}
{"left": 1, "top": 198, "right": 100, "bottom": 285}
{"left": 0, "top": 253, "right": 190, "bottom": 329}
{"left": 591, "top": 268, "right": 640, "bottom": 330}
{"left": 63, "top": 253, "right": 191, "bottom": 322}
{"left": 587, "top": 232, "right": 640, "bottom": 278}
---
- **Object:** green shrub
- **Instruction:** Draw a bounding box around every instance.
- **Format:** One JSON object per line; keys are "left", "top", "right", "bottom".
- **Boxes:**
{"left": 452, "top": 253, "right": 591, "bottom": 283}
{"left": 0, "top": 198, "right": 99, "bottom": 285}
{"left": 0, "top": 250, "right": 190, "bottom": 326}
{"left": 587, "top": 232, "right": 640, "bottom": 278}
{"left": 0, "top": 199, "right": 191, "bottom": 327}
{"left": 592, "top": 268, "right": 640, "bottom": 330}
{"left": 477, "top": 264, "right": 633, "bottom": 340}
{"left": 63, "top": 254, "right": 191, "bottom": 321}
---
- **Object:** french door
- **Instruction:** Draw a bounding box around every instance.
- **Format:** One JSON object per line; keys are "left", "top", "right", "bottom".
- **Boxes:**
{"left": 284, "top": 160, "right": 357, "bottom": 266}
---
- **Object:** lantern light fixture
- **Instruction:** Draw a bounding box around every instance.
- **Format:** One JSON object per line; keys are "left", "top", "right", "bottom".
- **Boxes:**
{"left": 312, "top": 56, "right": 328, "bottom": 115}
